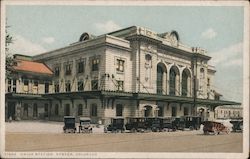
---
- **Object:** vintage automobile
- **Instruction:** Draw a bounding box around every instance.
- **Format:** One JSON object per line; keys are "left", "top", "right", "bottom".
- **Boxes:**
{"left": 159, "top": 117, "right": 177, "bottom": 131}
{"left": 230, "top": 119, "right": 243, "bottom": 132}
{"left": 125, "top": 117, "right": 147, "bottom": 132}
{"left": 184, "top": 116, "right": 202, "bottom": 130}
{"left": 105, "top": 117, "right": 125, "bottom": 133}
{"left": 203, "top": 121, "right": 230, "bottom": 135}
{"left": 145, "top": 117, "right": 161, "bottom": 132}
{"left": 63, "top": 116, "right": 77, "bottom": 133}
{"left": 78, "top": 117, "right": 92, "bottom": 133}
{"left": 172, "top": 116, "right": 186, "bottom": 130}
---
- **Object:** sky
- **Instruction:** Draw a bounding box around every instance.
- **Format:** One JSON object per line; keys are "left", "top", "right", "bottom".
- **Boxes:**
{"left": 5, "top": 4, "right": 244, "bottom": 102}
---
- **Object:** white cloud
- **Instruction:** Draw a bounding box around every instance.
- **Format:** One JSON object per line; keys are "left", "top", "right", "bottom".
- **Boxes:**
{"left": 94, "top": 20, "right": 122, "bottom": 33}
{"left": 209, "top": 42, "right": 243, "bottom": 67}
{"left": 201, "top": 28, "right": 217, "bottom": 39}
{"left": 9, "top": 34, "right": 47, "bottom": 56}
{"left": 42, "top": 37, "right": 55, "bottom": 44}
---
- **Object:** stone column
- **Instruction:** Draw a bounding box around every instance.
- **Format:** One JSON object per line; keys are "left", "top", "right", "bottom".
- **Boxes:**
{"left": 162, "top": 72, "right": 167, "bottom": 94}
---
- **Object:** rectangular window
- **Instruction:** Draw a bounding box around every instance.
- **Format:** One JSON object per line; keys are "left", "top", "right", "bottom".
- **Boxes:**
{"left": 116, "top": 59, "right": 125, "bottom": 72}
{"left": 91, "top": 79, "right": 98, "bottom": 90}
{"left": 65, "top": 81, "right": 71, "bottom": 92}
{"left": 116, "top": 104, "right": 123, "bottom": 116}
{"left": 23, "top": 80, "right": 29, "bottom": 92}
{"left": 78, "top": 80, "right": 84, "bottom": 91}
{"left": 13, "top": 79, "right": 16, "bottom": 93}
{"left": 55, "top": 66, "right": 60, "bottom": 77}
{"left": 7, "top": 79, "right": 11, "bottom": 92}
{"left": 33, "top": 81, "right": 38, "bottom": 94}
{"left": 45, "top": 82, "right": 49, "bottom": 93}
{"left": 54, "top": 83, "right": 60, "bottom": 93}
{"left": 117, "top": 80, "right": 124, "bottom": 91}
{"left": 77, "top": 61, "right": 85, "bottom": 73}
{"left": 92, "top": 58, "right": 99, "bottom": 71}
{"left": 65, "top": 64, "right": 72, "bottom": 75}
{"left": 44, "top": 104, "right": 49, "bottom": 117}
{"left": 184, "top": 107, "right": 189, "bottom": 116}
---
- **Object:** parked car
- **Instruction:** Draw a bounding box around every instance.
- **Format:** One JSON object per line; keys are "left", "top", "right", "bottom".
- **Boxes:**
{"left": 125, "top": 117, "right": 147, "bottom": 132}
{"left": 145, "top": 117, "right": 161, "bottom": 132}
{"left": 63, "top": 116, "right": 76, "bottom": 133}
{"left": 159, "top": 117, "right": 177, "bottom": 131}
{"left": 203, "top": 121, "right": 230, "bottom": 135}
{"left": 184, "top": 116, "right": 202, "bottom": 130}
{"left": 230, "top": 120, "right": 243, "bottom": 132}
{"left": 105, "top": 117, "right": 125, "bottom": 133}
{"left": 172, "top": 116, "right": 185, "bottom": 130}
{"left": 78, "top": 117, "right": 92, "bottom": 133}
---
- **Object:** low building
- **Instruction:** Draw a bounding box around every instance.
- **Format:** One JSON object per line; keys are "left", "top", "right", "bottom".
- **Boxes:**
{"left": 5, "top": 26, "right": 240, "bottom": 124}
{"left": 215, "top": 105, "right": 243, "bottom": 119}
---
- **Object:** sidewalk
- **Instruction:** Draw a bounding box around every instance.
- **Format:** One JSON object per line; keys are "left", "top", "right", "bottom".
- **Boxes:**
{"left": 5, "top": 121, "right": 105, "bottom": 133}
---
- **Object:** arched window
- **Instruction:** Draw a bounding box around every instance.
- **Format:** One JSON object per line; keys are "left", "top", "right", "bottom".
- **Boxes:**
{"left": 78, "top": 104, "right": 83, "bottom": 116}
{"left": 170, "top": 69, "right": 176, "bottom": 95}
{"left": 157, "top": 65, "right": 164, "bottom": 94}
{"left": 182, "top": 70, "right": 188, "bottom": 96}
{"left": 33, "top": 103, "right": 37, "bottom": 117}
{"left": 91, "top": 104, "right": 97, "bottom": 117}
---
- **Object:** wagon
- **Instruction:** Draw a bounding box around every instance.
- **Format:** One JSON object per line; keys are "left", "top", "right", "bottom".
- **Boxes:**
{"left": 78, "top": 117, "right": 92, "bottom": 133}
{"left": 105, "top": 117, "right": 125, "bottom": 133}
{"left": 63, "top": 116, "right": 77, "bottom": 133}
{"left": 203, "top": 121, "right": 230, "bottom": 135}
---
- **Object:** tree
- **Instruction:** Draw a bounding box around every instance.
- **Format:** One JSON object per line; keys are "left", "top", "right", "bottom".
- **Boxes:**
{"left": 5, "top": 25, "right": 15, "bottom": 79}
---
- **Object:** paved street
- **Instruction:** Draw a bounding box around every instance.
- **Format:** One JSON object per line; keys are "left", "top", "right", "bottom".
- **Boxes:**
{"left": 5, "top": 121, "right": 243, "bottom": 152}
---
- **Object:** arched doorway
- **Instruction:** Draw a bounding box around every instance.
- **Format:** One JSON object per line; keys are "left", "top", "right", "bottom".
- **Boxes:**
{"left": 169, "top": 66, "right": 179, "bottom": 96}
{"left": 144, "top": 105, "right": 153, "bottom": 117}
{"left": 182, "top": 68, "right": 191, "bottom": 96}
{"left": 156, "top": 63, "right": 167, "bottom": 94}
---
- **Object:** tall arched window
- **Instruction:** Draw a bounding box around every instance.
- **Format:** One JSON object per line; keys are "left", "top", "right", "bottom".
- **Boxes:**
{"left": 78, "top": 104, "right": 83, "bottom": 116}
{"left": 182, "top": 70, "right": 188, "bottom": 96}
{"left": 157, "top": 65, "right": 164, "bottom": 94}
{"left": 169, "top": 69, "right": 176, "bottom": 95}
{"left": 91, "top": 104, "right": 97, "bottom": 117}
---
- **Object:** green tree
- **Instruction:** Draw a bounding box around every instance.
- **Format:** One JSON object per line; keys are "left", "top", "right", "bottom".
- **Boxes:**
{"left": 5, "top": 25, "right": 15, "bottom": 79}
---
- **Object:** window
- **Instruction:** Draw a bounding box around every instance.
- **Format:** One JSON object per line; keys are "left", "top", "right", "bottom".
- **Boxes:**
{"left": 158, "top": 107, "right": 163, "bottom": 117}
{"left": 7, "top": 79, "right": 11, "bottom": 92}
{"left": 78, "top": 104, "right": 83, "bottom": 116}
{"left": 45, "top": 82, "right": 49, "bottom": 93}
{"left": 207, "top": 78, "right": 210, "bottom": 86}
{"left": 65, "top": 81, "right": 71, "bottom": 92}
{"left": 116, "top": 104, "right": 123, "bottom": 116}
{"left": 171, "top": 106, "right": 176, "bottom": 117}
{"left": 24, "top": 103, "right": 28, "bottom": 117}
{"left": 184, "top": 107, "right": 189, "bottom": 116}
{"left": 77, "top": 61, "right": 85, "bottom": 73}
{"left": 92, "top": 58, "right": 99, "bottom": 71}
{"left": 65, "top": 63, "right": 72, "bottom": 75}
{"left": 170, "top": 69, "right": 176, "bottom": 95}
{"left": 55, "top": 66, "right": 60, "bottom": 77}
{"left": 23, "top": 80, "right": 29, "bottom": 92}
{"left": 91, "top": 78, "right": 98, "bottom": 90}
{"left": 33, "top": 103, "right": 38, "bottom": 117}
{"left": 33, "top": 81, "right": 38, "bottom": 94}
{"left": 55, "top": 104, "right": 59, "bottom": 115}
{"left": 65, "top": 104, "right": 70, "bottom": 116}
{"left": 182, "top": 71, "right": 188, "bottom": 96}
{"left": 54, "top": 82, "right": 60, "bottom": 93}
{"left": 116, "top": 59, "right": 125, "bottom": 72}
{"left": 78, "top": 80, "right": 84, "bottom": 91}
{"left": 13, "top": 79, "right": 16, "bottom": 93}
{"left": 200, "top": 68, "right": 205, "bottom": 79}
{"left": 117, "top": 80, "right": 124, "bottom": 91}
{"left": 91, "top": 104, "right": 97, "bottom": 116}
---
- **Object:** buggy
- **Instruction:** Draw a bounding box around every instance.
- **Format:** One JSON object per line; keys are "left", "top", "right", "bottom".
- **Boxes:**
{"left": 203, "top": 121, "right": 230, "bottom": 135}
{"left": 105, "top": 117, "right": 125, "bottom": 133}
{"left": 63, "top": 116, "right": 76, "bottom": 133}
{"left": 125, "top": 117, "right": 147, "bottom": 132}
{"left": 78, "top": 117, "right": 92, "bottom": 133}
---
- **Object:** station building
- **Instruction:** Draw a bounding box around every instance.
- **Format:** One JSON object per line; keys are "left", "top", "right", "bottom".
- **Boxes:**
{"left": 5, "top": 26, "right": 240, "bottom": 124}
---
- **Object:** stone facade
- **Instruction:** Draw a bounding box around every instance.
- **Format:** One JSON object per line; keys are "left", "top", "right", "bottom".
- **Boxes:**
{"left": 6, "top": 26, "right": 238, "bottom": 124}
